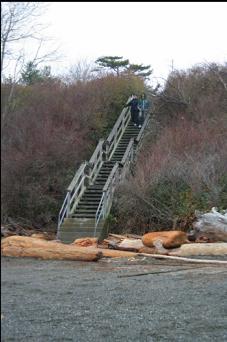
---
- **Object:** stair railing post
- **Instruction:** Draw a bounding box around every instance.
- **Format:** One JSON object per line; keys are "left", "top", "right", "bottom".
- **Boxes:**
{"left": 131, "top": 139, "right": 135, "bottom": 162}
{"left": 103, "top": 190, "right": 107, "bottom": 218}
{"left": 85, "top": 162, "right": 93, "bottom": 186}
{"left": 66, "top": 190, "right": 71, "bottom": 218}
{"left": 103, "top": 141, "right": 110, "bottom": 161}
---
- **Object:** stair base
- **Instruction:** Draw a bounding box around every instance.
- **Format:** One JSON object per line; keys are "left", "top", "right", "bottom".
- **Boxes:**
{"left": 58, "top": 218, "right": 104, "bottom": 244}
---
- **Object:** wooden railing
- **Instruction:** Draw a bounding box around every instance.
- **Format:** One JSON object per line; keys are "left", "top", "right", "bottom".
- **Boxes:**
{"left": 57, "top": 161, "right": 88, "bottom": 235}
{"left": 119, "top": 138, "right": 134, "bottom": 180}
{"left": 94, "top": 136, "right": 137, "bottom": 234}
{"left": 89, "top": 139, "right": 104, "bottom": 183}
{"left": 134, "top": 112, "right": 151, "bottom": 153}
{"left": 57, "top": 137, "right": 105, "bottom": 230}
{"left": 94, "top": 163, "right": 120, "bottom": 235}
{"left": 106, "top": 106, "right": 131, "bottom": 159}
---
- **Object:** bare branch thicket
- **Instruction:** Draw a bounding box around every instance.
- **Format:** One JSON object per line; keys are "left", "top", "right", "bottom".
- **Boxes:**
{"left": 1, "top": 2, "right": 60, "bottom": 76}
{"left": 205, "top": 62, "right": 227, "bottom": 92}
{"left": 1, "top": 2, "right": 46, "bottom": 72}
{"left": 1, "top": 2, "right": 60, "bottom": 124}
{"left": 114, "top": 112, "right": 227, "bottom": 232}
{"left": 64, "top": 59, "right": 96, "bottom": 84}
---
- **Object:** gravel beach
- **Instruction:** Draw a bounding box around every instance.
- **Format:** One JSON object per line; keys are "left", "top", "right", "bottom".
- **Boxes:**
{"left": 1, "top": 256, "right": 227, "bottom": 342}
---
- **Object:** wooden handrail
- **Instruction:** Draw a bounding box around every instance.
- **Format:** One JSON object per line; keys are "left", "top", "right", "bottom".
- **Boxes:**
{"left": 94, "top": 163, "right": 119, "bottom": 234}
{"left": 103, "top": 163, "right": 119, "bottom": 192}
{"left": 67, "top": 162, "right": 87, "bottom": 192}
{"left": 135, "top": 113, "right": 150, "bottom": 144}
{"left": 106, "top": 98, "right": 131, "bottom": 159}
{"left": 89, "top": 139, "right": 104, "bottom": 164}
{"left": 120, "top": 138, "right": 134, "bottom": 165}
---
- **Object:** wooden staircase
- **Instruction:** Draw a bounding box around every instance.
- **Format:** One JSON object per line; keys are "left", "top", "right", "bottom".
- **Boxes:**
{"left": 57, "top": 101, "right": 150, "bottom": 243}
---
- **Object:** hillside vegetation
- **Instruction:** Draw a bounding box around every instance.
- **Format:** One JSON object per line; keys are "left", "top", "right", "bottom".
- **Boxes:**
{"left": 1, "top": 73, "right": 144, "bottom": 229}
{"left": 1, "top": 62, "right": 226, "bottom": 235}
{"left": 111, "top": 63, "right": 227, "bottom": 234}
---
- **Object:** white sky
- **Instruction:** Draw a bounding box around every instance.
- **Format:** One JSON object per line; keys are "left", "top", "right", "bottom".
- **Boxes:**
{"left": 4, "top": 2, "right": 227, "bottom": 85}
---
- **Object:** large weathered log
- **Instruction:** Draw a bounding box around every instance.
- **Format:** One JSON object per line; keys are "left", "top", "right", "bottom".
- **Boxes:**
{"left": 138, "top": 252, "right": 227, "bottom": 264}
{"left": 1, "top": 236, "right": 102, "bottom": 261}
{"left": 169, "top": 242, "right": 227, "bottom": 257}
{"left": 72, "top": 237, "right": 98, "bottom": 248}
{"left": 142, "top": 230, "right": 189, "bottom": 249}
{"left": 138, "top": 246, "right": 163, "bottom": 254}
{"left": 104, "top": 238, "right": 144, "bottom": 252}
{"left": 118, "top": 238, "right": 144, "bottom": 251}
{"left": 98, "top": 247, "right": 227, "bottom": 263}
{"left": 189, "top": 208, "right": 227, "bottom": 242}
{"left": 97, "top": 248, "right": 138, "bottom": 258}
{"left": 125, "top": 233, "right": 143, "bottom": 239}
{"left": 108, "top": 233, "right": 127, "bottom": 240}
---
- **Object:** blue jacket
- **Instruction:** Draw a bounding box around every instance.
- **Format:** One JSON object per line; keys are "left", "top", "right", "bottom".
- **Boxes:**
{"left": 138, "top": 99, "right": 150, "bottom": 111}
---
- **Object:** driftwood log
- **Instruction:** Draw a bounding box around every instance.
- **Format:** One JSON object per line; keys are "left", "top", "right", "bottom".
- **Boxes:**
{"left": 1, "top": 236, "right": 102, "bottom": 261}
{"left": 142, "top": 230, "right": 189, "bottom": 249}
{"left": 2, "top": 236, "right": 227, "bottom": 265}
{"left": 72, "top": 237, "right": 98, "bottom": 248}
{"left": 169, "top": 242, "right": 227, "bottom": 256}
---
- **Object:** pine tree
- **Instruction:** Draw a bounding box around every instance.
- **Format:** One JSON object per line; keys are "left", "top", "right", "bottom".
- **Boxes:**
{"left": 127, "top": 63, "right": 152, "bottom": 79}
{"left": 21, "top": 62, "right": 51, "bottom": 85}
{"left": 94, "top": 56, "right": 129, "bottom": 76}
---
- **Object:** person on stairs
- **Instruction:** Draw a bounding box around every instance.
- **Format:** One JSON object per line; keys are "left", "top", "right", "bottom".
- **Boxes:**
{"left": 138, "top": 93, "right": 150, "bottom": 127}
{"left": 124, "top": 94, "right": 140, "bottom": 127}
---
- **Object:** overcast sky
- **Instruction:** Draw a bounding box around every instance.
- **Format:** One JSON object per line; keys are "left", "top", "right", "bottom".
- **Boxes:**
{"left": 5, "top": 2, "right": 227, "bottom": 85}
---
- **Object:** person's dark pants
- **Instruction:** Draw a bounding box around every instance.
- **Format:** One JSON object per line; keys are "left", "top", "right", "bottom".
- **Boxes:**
{"left": 131, "top": 109, "right": 139, "bottom": 125}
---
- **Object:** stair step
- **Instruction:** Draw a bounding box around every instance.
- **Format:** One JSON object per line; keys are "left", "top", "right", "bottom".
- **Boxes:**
{"left": 77, "top": 204, "right": 98, "bottom": 208}
{"left": 85, "top": 187, "right": 103, "bottom": 191}
{"left": 76, "top": 207, "right": 97, "bottom": 213}
{"left": 83, "top": 192, "right": 102, "bottom": 196}
{"left": 99, "top": 171, "right": 113, "bottom": 174}
{"left": 79, "top": 203, "right": 100, "bottom": 207}
{"left": 95, "top": 179, "right": 108, "bottom": 183}
{"left": 95, "top": 175, "right": 108, "bottom": 179}
{"left": 82, "top": 198, "right": 102, "bottom": 202}
{"left": 125, "top": 130, "right": 139, "bottom": 133}
{"left": 82, "top": 194, "right": 102, "bottom": 197}
{"left": 72, "top": 214, "right": 96, "bottom": 218}
{"left": 83, "top": 195, "right": 102, "bottom": 199}
{"left": 60, "top": 225, "right": 101, "bottom": 231}
{"left": 95, "top": 179, "right": 107, "bottom": 183}
{"left": 123, "top": 134, "right": 138, "bottom": 137}
{"left": 100, "top": 167, "right": 114, "bottom": 170}
{"left": 117, "top": 142, "right": 129, "bottom": 145}
{"left": 80, "top": 203, "right": 101, "bottom": 207}
{"left": 98, "top": 171, "right": 111, "bottom": 174}
{"left": 96, "top": 174, "right": 109, "bottom": 178}
{"left": 86, "top": 187, "right": 104, "bottom": 191}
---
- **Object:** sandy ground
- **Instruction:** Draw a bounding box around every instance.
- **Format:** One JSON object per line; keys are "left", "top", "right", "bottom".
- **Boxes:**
{"left": 1, "top": 256, "right": 227, "bottom": 342}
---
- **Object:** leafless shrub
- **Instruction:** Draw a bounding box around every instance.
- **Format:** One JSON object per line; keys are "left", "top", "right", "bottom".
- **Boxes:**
{"left": 113, "top": 64, "right": 227, "bottom": 233}
{"left": 1, "top": 74, "right": 145, "bottom": 228}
